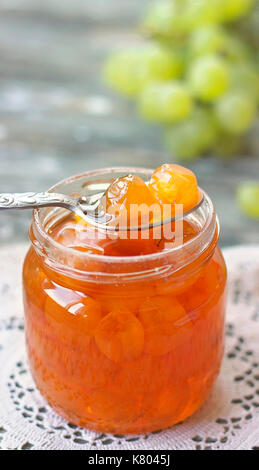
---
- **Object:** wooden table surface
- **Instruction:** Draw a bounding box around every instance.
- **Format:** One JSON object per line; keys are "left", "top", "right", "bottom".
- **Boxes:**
{"left": 0, "top": 0, "right": 258, "bottom": 248}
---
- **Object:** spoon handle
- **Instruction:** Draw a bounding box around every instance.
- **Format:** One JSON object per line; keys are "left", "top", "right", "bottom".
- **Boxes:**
{"left": 0, "top": 192, "right": 76, "bottom": 211}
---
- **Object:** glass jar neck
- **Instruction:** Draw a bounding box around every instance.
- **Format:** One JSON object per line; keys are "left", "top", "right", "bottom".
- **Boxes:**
{"left": 30, "top": 168, "right": 219, "bottom": 283}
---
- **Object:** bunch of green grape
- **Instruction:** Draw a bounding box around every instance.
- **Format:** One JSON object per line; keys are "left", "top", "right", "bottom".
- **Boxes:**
{"left": 103, "top": 0, "right": 259, "bottom": 161}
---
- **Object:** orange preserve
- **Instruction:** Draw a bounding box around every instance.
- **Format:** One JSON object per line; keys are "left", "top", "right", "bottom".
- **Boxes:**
{"left": 23, "top": 165, "right": 227, "bottom": 434}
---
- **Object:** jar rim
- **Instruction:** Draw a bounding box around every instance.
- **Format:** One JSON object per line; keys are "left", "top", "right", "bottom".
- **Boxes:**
{"left": 31, "top": 167, "right": 217, "bottom": 270}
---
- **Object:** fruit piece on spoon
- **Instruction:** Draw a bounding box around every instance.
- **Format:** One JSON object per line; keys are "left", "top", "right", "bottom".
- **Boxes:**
{"left": 148, "top": 163, "right": 202, "bottom": 214}
{"left": 100, "top": 174, "right": 158, "bottom": 227}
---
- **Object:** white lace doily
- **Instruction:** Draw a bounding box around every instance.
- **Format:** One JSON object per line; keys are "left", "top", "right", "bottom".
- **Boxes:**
{"left": 0, "top": 243, "right": 258, "bottom": 450}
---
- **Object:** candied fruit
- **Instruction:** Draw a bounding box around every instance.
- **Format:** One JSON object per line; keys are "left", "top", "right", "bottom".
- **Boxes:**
{"left": 94, "top": 309, "right": 145, "bottom": 362}
{"left": 177, "top": 258, "right": 221, "bottom": 313}
{"left": 149, "top": 163, "right": 201, "bottom": 213}
{"left": 45, "top": 287, "right": 102, "bottom": 348}
{"left": 86, "top": 383, "right": 143, "bottom": 431}
{"left": 138, "top": 296, "right": 192, "bottom": 356}
{"left": 147, "top": 383, "right": 189, "bottom": 429}
{"left": 101, "top": 174, "right": 158, "bottom": 227}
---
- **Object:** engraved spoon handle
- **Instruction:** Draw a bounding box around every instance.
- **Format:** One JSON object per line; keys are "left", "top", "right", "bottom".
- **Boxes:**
{"left": 0, "top": 192, "right": 79, "bottom": 212}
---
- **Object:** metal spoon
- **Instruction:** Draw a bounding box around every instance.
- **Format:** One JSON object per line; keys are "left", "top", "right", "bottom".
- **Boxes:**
{"left": 0, "top": 187, "right": 204, "bottom": 231}
{"left": 0, "top": 191, "right": 112, "bottom": 226}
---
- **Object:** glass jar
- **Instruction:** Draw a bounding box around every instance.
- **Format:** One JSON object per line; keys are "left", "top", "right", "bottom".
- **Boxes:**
{"left": 23, "top": 167, "right": 227, "bottom": 434}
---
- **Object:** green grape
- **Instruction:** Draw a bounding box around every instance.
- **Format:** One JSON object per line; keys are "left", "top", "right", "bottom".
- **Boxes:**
{"left": 142, "top": 0, "right": 187, "bottom": 38}
{"left": 141, "top": 44, "right": 184, "bottom": 80}
{"left": 138, "top": 81, "right": 192, "bottom": 123}
{"left": 223, "top": 0, "right": 255, "bottom": 22}
{"left": 165, "top": 108, "right": 217, "bottom": 160}
{"left": 103, "top": 49, "right": 144, "bottom": 97}
{"left": 159, "top": 40, "right": 189, "bottom": 78}
{"left": 143, "top": 0, "right": 226, "bottom": 37}
{"left": 189, "top": 26, "right": 227, "bottom": 57}
{"left": 215, "top": 91, "right": 256, "bottom": 134}
{"left": 230, "top": 63, "right": 259, "bottom": 100}
{"left": 188, "top": 55, "right": 230, "bottom": 102}
{"left": 236, "top": 182, "right": 259, "bottom": 219}
{"left": 103, "top": 45, "right": 182, "bottom": 97}
{"left": 184, "top": 0, "right": 225, "bottom": 29}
